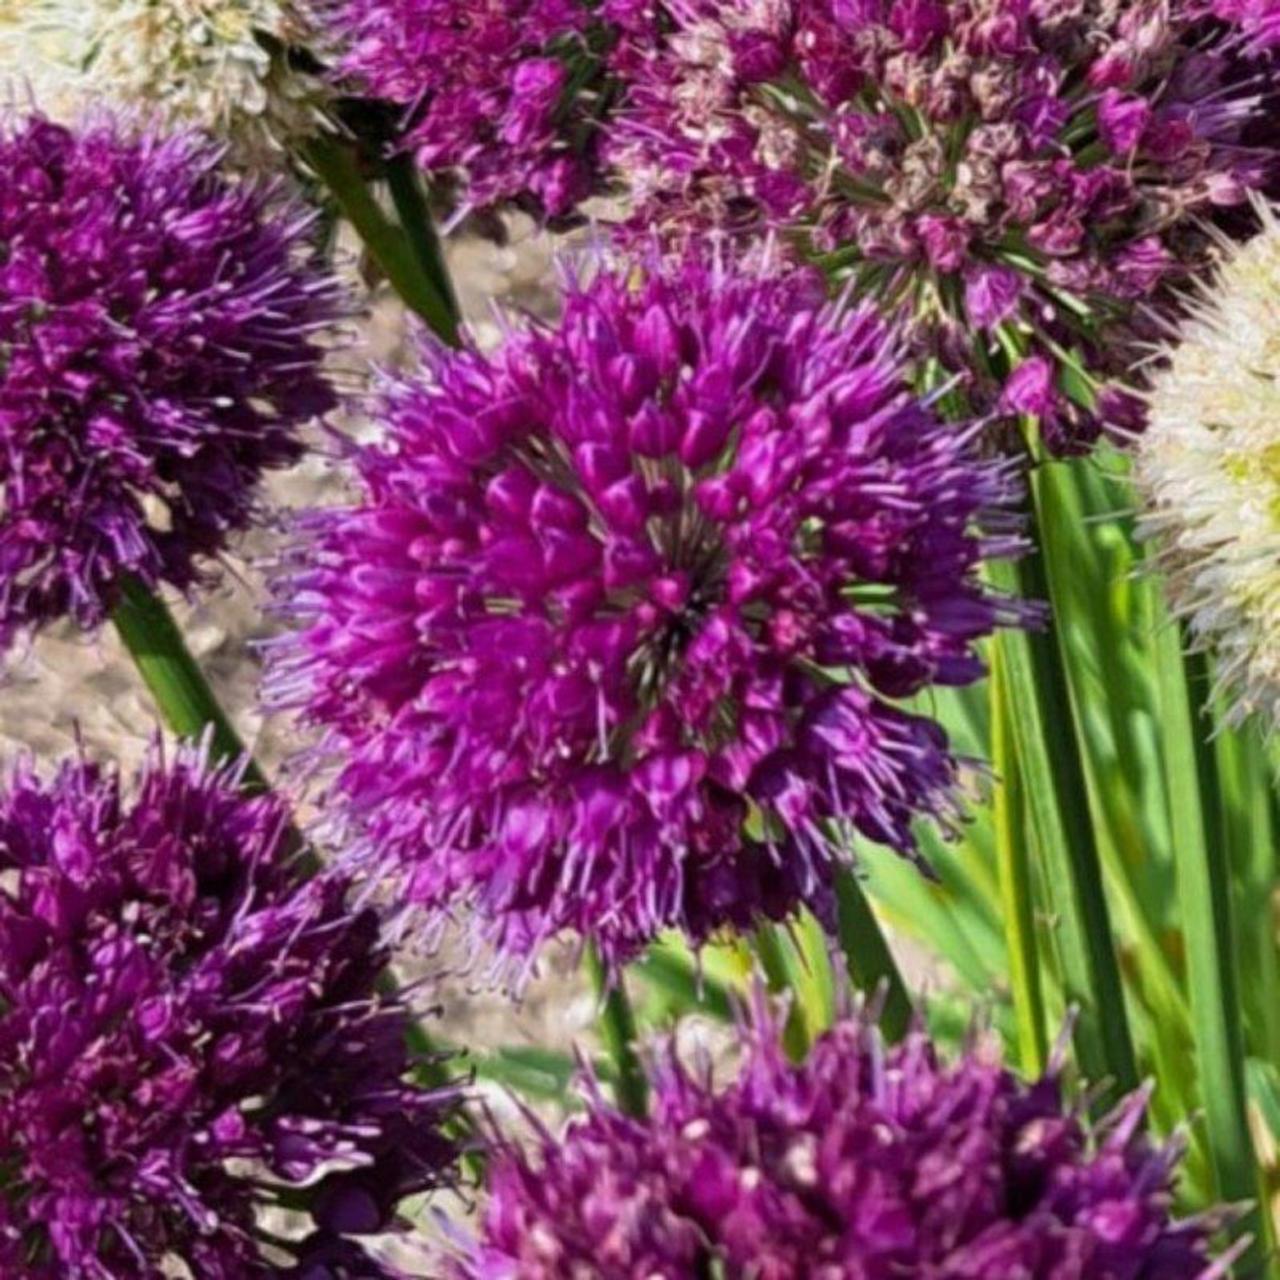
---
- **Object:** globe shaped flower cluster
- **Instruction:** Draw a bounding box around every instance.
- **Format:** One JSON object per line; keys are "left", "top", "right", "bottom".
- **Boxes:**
{"left": 603, "top": 0, "right": 1275, "bottom": 448}
{"left": 270, "top": 250, "right": 1030, "bottom": 968}
{"left": 456, "top": 1004, "right": 1219, "bottom": 1278}
{"left": 1137, "top": 207, "right": 1280, "bottom": 730}
{"left": 331, "top": 0, "right": 610, "bottom": 219}
{"left": 0, "top": 745, "right": 460, "bottom": 1277}
{"left": 0, "top": 0, "right": 331, "bottom": 166}
{"left": 0, "top": 116, "right": 343, "bottom": 651}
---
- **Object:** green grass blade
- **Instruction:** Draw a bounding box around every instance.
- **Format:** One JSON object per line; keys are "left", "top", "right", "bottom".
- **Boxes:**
{"left": 991, "top": 645, "right": 1049, "bottom": 1076}
{"left": 834, "top": 865, "right": 913, "bottom": 1042}
{"left": 585, "top": 944, "right": 649, "bottom": 1117}
{"left": 304, "top": 135, "right": 460, "bottom": 345}
{"left": 1155, "top": 627, "right": 1267, "bottom": 1262}
{"left": 1217, "top": 719, "right": 1280, "bottom": 1069}
{"left": 990, "top": 548, "right": 1138, "bottom": 1095}
{"left": 754, "top": 924, "right": 813, "bottom": 1059}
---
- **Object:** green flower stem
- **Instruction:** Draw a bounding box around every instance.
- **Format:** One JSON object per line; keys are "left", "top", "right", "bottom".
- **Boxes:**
{"left": 110, "top": 576, "right": 267, "bottom": 790}
{"left": 1155, "top": 630, "right": 1268, "bottom": 1265}
{"left": 304, "top": 134, "right": 460, "bottom": 345}
{"left": 990, "top": 545, "right": 1138, "bottom": 1096}
{"left": 753, "top": 924, "right": 813, "bottom": 1061}
{"left": 586, "top": 943, "right": 650, "bottom": 1117}
{"left": 833, "top": 865, "right": 913, "bottom": 1043}
{"left": 991, "top": 645, "right": 1048, "bottom": 1078}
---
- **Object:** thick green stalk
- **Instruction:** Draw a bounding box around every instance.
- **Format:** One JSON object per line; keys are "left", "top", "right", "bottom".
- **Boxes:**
{"left": 1155, "top": 631, "right": 1267, "bottom": 1264}
{"left": 834, "top": 866, "right": 913, "bottom": 1043}
{"left": 990, "top": 548, "right": 1138, "bottom": 1095}
{"left": 111, "top": 576, "right": 266, "bottom": 789}
{"left": 990, "top": 646, "right": 1048, "bottom": 1077}
{"left": 586, "top": 944, "right": 650, "bottom": 1117}
{"left": 304, "top": 135, "right": 459, "bottom": 344}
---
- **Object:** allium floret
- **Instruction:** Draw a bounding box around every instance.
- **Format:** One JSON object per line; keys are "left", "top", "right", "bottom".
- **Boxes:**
{"left": 604, "top": 0, "right": 1275, "bottom": 449}
{"left": 328, "top": 0, "right": 610, "bottom": 219}
{"left": 1136, "top": 205, "right": 1280, "bottom": 729}
{"left": 456, "top": 1003, "right": 1222, "bottom": 1278}
{"left": 270, "top": 250, "right": 1029, "bottom": 969}
{"left": 0, "top": 742, "right": 460, "bottom": 1277}
{"left": 0, "top": 115, "right": 344, "bottom": 649}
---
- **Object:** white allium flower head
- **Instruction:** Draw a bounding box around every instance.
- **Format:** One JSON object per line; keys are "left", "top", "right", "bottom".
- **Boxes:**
{"left": 0, "top": 1, "right": 88, "bottom": 120}
{"left": 0, "top": 0, "right": 329, "bottom": 168}
{"left": 1137, "top": 203, "right": 1280, "bottom": 728}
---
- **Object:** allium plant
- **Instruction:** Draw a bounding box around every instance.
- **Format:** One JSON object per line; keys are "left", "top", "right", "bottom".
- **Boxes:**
{"left": 0, "top": 744, "right": 459, "bottom": 1277}
{"left": 604, "top": 0, "right": 1275, "bottom": 450}
{"left": 270, "top": 251, "right": 1029, "bottom": 969}
{"left": 329, "top": 0, "right": 611, "bottom": 219}
{"left": 0, "top": 115, "right": 344, "bottom": 651}
{"left": 0, "top": 1, "right": 331, "bottom": 166}
{"left": 1136, "top": 206, "right": 1280, "bottom": 729}
{"left": 456, "top": 1003, "right": 1221, "bottom": 1278}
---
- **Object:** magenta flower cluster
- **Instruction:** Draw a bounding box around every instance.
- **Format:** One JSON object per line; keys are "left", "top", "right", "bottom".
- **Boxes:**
{"left": 270, "top": 252, "right": 1027, "bottom": 967}
{"left": 331, "top": 0, "right": 608, "bottom": 219}
{"left": 0, "top": 117, "right": 343, "bottom": 650}
{"left": 1208, "top": 0, "right": 1280, "bottom": 49}
{"left": 0, "top": 746, "right": 458, "bottom": 1277}
{"left": 602, "top": 0, "right": 1274, "bottom": 448}
{"left": 458, "top": 1006, "right": 1215, "bottom": 1278}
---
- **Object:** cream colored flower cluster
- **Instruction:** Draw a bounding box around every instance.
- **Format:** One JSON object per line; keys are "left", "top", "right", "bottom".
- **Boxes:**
{"left": 0, "top": 0, "right": 85, "bottom": 120}
{"left": 1138, "top": 206, "right": 1280, "bottom": 726}
{"left": 0, "top": 0, "right": 329, "bottom": 168}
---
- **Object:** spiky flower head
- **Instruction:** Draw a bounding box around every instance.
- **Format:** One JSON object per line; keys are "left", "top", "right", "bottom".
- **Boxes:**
{"left": 604, "top": 0, "right": 1274, "bottom": 451}
{"left": 0, "top": 1, "right": 330, "bottom": 167}
{"left": 328, "top": 0, "right": 610, "bottom": 220}
{"left": 269, "top": 250, "right": 1029, "bottom": 970}
{"left": 0, "top": 743, "right": 460, "bottom": 1277}
{"left": 1136, "top": 207, "right": 1280, "bottom": 729}
{"left": 455, "top": 1003, "right": 1220, "bottom": 1278}
{"left": 0, "top": 115, "right": 344, "bottom": 651}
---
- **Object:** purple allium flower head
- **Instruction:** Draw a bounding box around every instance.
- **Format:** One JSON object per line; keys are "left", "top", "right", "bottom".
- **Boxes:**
{"left": 0, "top": 115, "right": 344, "bottom": 651}
{"left": 269, "top": 250, "right": 1030, "bottom": 970}
{"left": 605, "top": 0, "right": 1277, "bottom": 451}
{"left": 0, "top": 743, "right": 459, "bottom": 1277}
{"left": 329, "top": 0, "right": 609, "bottom": 219}
{"left": 455, "top": 1006, "right": 1222, "bottom": 1278}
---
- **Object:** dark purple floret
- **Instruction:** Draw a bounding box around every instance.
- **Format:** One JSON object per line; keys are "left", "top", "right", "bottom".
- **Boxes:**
{"left": 457, "top": 1008, "right": 1224, "bottom": 1278}
{"left": 269, "top": 250, "right": 1030, "bottom": 971}
{"left": 604, "top": 0, "right": 1277, "bottom": 450}
{"left": 329, "top": 0, "right": 609, "bottom": 220}
{"left": 0, "top": 744, "right": 459, "bottom": 1277}
{"left": 0, "top": 115, "right": 345, "bottom": 650}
